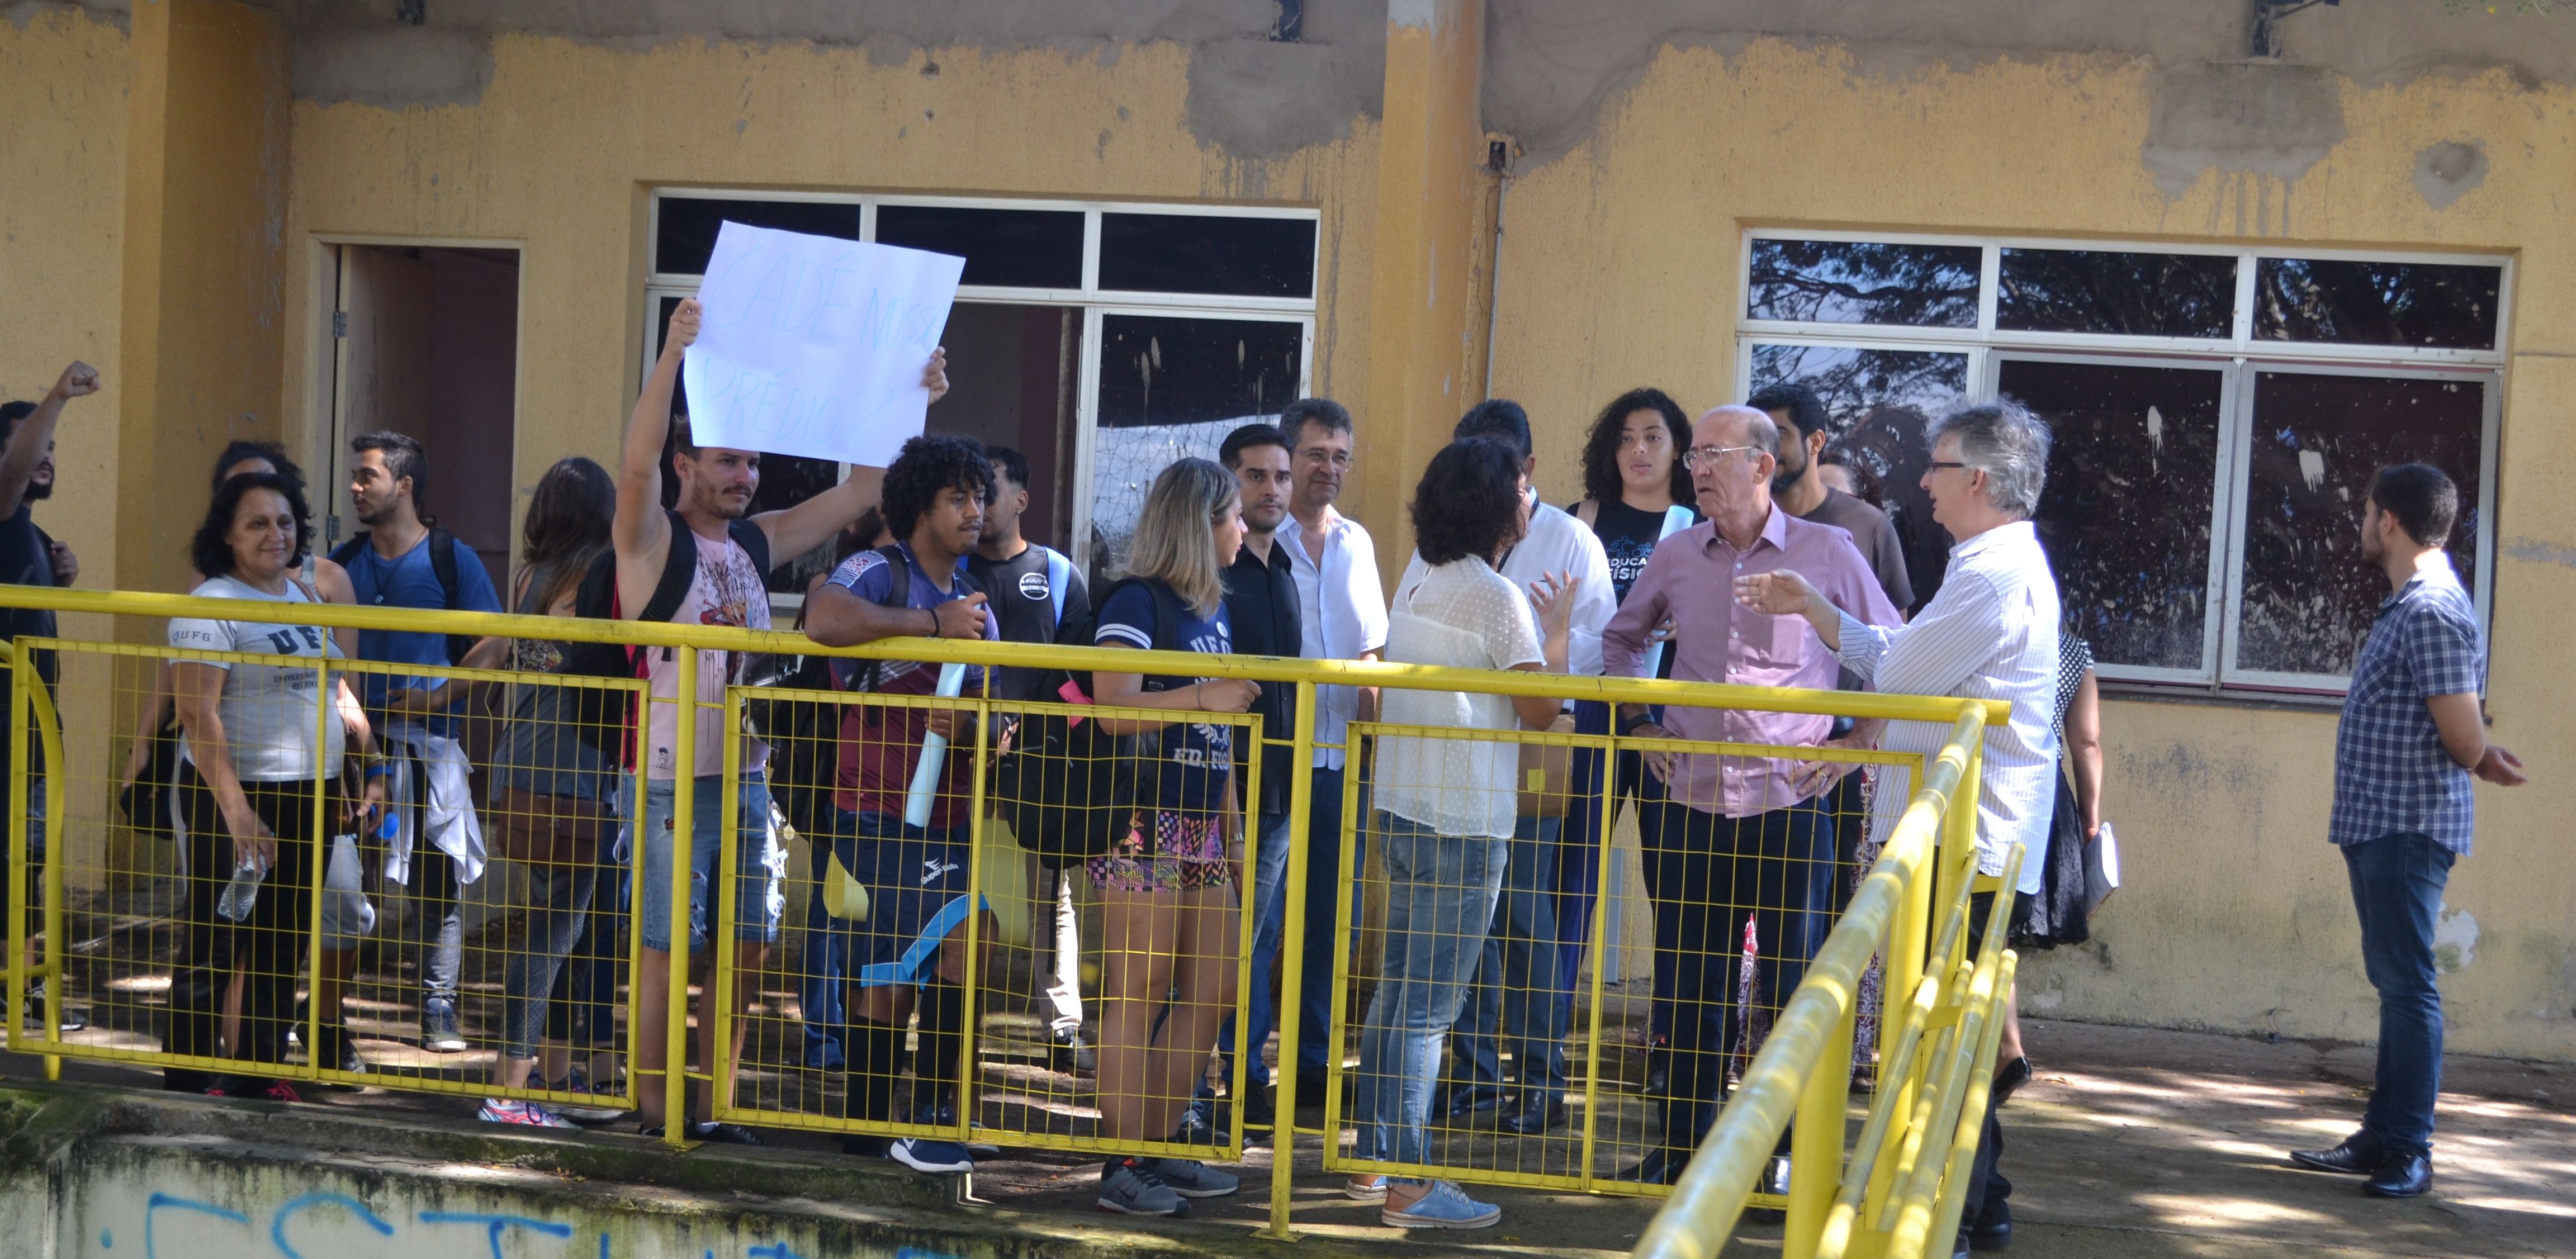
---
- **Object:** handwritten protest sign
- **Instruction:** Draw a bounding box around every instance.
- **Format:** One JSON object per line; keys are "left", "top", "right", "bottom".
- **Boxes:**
{"left": 682, "top": 221, "right": 964, "bottom": 467}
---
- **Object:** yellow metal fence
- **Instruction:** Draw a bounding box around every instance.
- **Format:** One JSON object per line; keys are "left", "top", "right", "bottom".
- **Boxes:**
{"left": 0, "top": 587, "right": 2010, "bottom": 1256}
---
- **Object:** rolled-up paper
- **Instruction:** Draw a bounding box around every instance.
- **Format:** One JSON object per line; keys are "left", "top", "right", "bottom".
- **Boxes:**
{"left": 904, "top": 662, "right": 970, "bottom": 828}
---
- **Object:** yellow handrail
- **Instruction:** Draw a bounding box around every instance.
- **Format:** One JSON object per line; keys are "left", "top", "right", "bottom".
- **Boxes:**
{"left": 1630, "top": 708, "right": 1984, "bottom": 1258}
{"left": 0, "top": 586, "right": 2009, "bottom": 726}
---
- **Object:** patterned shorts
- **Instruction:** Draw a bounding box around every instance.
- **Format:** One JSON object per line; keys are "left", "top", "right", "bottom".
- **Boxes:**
{"left": 1086, "top": 810, "right": 1233, "bottom": 894}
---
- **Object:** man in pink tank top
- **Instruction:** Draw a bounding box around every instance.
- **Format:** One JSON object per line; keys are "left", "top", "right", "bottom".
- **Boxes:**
{"left": 613, "top": 298, "right": 949, "bottom": 1142}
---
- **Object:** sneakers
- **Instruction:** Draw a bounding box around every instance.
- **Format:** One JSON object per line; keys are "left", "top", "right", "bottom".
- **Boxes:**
{"left": 1173, "top": 1099, "right": 1230, "bottom": 1148}
{"left": 25, "top": 981, "right": 86, "bottom": 1034}
{"left": 637, "top": 1120, "right": 764, "bottom": 1145}
{"left": 889, "top": 1134, "right": 974, "bottom": 1174}
{"left": 254, "top": 1080, "right": 303, "bottom": 1104}
{"left": 480, "top": 1099, "right": 578, "bottom": 1129}
{"left": 1097, "top": 1156, "right": 1188, "bottom": 1217}
{"left": 1382, "top": 1180, "right": 1500, "bottom": 1229}
{"left": 1049, "top": 1028, "right": 1097, "bottom": 1075}
{"left": 422, "top": 1001, "right": 467, "bottom": 1053}
{"left": 1344, "top": 1175, "right": 1388, "bottom": 1202}
{"left": 1152, "top": 1158, "right": 1239, "bottom": 1199}
{"left": 544, "top": 1068, "right": 624, "bottom": 1124}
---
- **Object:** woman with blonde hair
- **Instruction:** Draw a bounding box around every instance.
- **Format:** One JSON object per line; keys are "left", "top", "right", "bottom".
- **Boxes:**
{"left": 1086, "top": 457, "right": 1258, "bottom": 1217}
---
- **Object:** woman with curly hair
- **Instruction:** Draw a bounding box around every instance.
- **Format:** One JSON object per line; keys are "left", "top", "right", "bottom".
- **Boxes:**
{"left": 163, "top": 472, "right": 386, "bottom": 1099}
{"left": 1346, "top": 437, "right": 1576, "bottom": 1229}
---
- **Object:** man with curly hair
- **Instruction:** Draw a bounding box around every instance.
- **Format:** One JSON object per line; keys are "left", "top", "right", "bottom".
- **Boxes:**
{"left": 806, "top": 433, "right": 1001, "bottom": 1177}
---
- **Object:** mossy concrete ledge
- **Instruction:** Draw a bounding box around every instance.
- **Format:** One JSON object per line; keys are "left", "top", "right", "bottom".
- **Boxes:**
{"left": 0, "top": 1081, "right": 1411, "bottom": 1259}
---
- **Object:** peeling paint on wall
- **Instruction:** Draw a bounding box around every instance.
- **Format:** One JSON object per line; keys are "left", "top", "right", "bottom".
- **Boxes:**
{"left": 2434, "top": 902, "right": 2479, "bottom": 973}
{"left": 2413, "top": 139, "right": 2489, "bottom": 210}
{"left": 2141, "top": 63, "right": 2346, "bottom": 199}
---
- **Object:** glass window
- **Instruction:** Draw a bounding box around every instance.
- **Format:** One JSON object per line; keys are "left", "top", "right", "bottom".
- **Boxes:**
{"left": 2011, "top": 360, "right": 2226, "bottom": 672}
{"left": 1998, "top": 249, "right": 2237, "bottom": 338}
{"left": 1098, "top": 213, "right": 1317, "bottom": 299}
{"left": 2255, "top": 258, "right": 2503, "bottom": 350}
{"left": 1746, "top": 239, "right": 1981, "bottom": 327}
{"left": 2233, "top": 372, "right": 2486, "bottom": 679}
{"left": 875, "top": 205, "right": 1085, "bottom": 289}
{"left": 1090, "top": 315, "right": 1303, "bottom": 572}
{"left": 1749, "top": 343, "right": 1968, "bottom": 609}
{"left": 655, "top": 198, "right": 860, "bottom": 277}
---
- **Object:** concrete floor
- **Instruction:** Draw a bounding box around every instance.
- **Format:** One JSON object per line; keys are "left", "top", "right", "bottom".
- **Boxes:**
{"left": 11, "top": 1017, "right": 2569, "bottom": 1257}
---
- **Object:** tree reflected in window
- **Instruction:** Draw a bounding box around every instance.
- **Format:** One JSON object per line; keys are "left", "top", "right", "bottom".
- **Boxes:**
{"left": 2256, "top": 259, "right": 2501, "bottom": 350}
{"left": 1748, "top": 240, "right": 1981, "bottom": 327}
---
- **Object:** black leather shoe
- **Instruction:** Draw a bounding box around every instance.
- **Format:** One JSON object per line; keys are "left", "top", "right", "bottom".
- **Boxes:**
{"left": 1966, "top": 1218, "right": 2012, "bottom": 1251}
{"left": 2364, "top": 1149, "right": 2433, "bottom": 1198}
{"left": 1429, "top": 1081, "right": 1509, "bottom": 1122}
{"left": 1499, "top": 1089, "right": 1566, "bottom": 1137}
{"left": 1991, "top": 1056, "right": 2031, "bottom": 1108}
{"left": 1292, "top": 1068, "right": 1331, "bottom": 1111}
{"left": 2289, "top": 1132, "right": 2384, "bottom": 1175}
{"left": 1241, "top": 1082, "right": 1276, "bottom": 1131}
{"left": 1613, "top": 1149, "right": 1685, "bottom": 1185}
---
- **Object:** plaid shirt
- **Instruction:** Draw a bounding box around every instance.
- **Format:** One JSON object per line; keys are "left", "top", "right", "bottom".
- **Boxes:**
{"left": 2329, "top": 557, "right": 2486, "bottom": 854}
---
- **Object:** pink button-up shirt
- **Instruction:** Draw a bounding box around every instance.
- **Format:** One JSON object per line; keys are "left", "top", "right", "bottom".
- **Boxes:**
{"left": 1602, "top": 506, "right": 1903, "bottom": 817}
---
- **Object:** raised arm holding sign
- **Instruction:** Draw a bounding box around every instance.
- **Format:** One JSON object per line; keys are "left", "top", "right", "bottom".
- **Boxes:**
{"left": 683, "top": 221, "right": 966, "bottom": 469}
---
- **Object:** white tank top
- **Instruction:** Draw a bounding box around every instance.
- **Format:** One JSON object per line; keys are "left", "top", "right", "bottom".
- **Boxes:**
{"left": 641, "top": 526, "right": 772, "bottom": 781}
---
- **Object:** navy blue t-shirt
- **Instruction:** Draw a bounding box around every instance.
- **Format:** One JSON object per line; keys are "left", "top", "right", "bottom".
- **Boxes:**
{"left": 340, "top": 531, "right": 503, "bottom": 735}
{"left": 1095, "top": 581, "right": 1233, "bottom": 816}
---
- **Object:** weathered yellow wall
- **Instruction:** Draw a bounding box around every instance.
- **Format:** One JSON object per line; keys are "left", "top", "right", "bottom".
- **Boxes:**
{"left": 278, "top": 33, "right": 1386, "bottom": 551}
{"left": 1, "top": 7, "right": 127, "bottom": 587}
{"left": 1491, "top": 40, "right": 2576, "bottom": 1061}
{"left": 117, "top": 0, "right": 290, "bottom": 602}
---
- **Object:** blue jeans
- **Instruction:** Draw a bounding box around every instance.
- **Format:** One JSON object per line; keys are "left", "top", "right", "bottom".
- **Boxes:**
{"left": 801, "top": 825, "right": 851, "bottom": 1069}
{"left": 1354, "top": 813, "right": 1507, "bottom": 1167}
{"left": 1210, "top": 810, "right": 1294, "bottom": 1091}
{"left": 2343, "top": 832, "right": 2455, "bottom": 1155}
{"left": 1639, "top": 790, "right": 1835, "bottom": 1156}
{"left": 1295, "top": 766, "right": 1363, "bottom": 1077}
{"left": 1451, "top": 815, "right": 1571, "bottom": 1096}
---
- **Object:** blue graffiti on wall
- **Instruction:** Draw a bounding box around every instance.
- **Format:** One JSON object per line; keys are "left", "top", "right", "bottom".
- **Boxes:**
{"left": 110, "top": 1190, "right": 822, "bottom": 1259}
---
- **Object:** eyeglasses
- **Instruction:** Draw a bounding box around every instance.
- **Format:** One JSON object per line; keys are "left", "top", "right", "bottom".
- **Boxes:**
{"left": 1925, "top": 460, "right": 1972, "bottom": 473}
{"left": 1682, "top": 444, "right": 1763, "bottom": 470}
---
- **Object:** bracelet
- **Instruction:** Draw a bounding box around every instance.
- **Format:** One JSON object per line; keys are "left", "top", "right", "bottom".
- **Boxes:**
{"left": 363, "top": 762, "right": 392, "bottom": 780}
{"left": 925, "top": 609, "right": 941, "bottom": 639}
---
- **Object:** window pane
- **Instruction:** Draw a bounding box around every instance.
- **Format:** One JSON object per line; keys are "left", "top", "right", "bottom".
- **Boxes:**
{"left": 1098, "top": 213, "right": 1317, "bottom": 299}
{"left": 1092, "top": 315, "right": 1304, "bottom": 573}
{"left": 1746, "top": 239, "right": 1981, "bottom": 327}
{"left": 1749, "top": 343, "right": 1968, "bottom": 609}
{"left": 1997, "top": 249, "right": 2236, "bottom": 338}
{"left": 2235, "top": 372, "right": 2487, "bottom": 678}
{"left": 2255, "top": 258, "right": 2502, "bottom": 350}
{"left": 875, "top": 204, "right": 1085, "bottom": 289}
{"left": 655, "top": 197, "right": 860, "bottom": 277}
{"left": 2008, "top": 360, "right": 2224, "bottom": 672}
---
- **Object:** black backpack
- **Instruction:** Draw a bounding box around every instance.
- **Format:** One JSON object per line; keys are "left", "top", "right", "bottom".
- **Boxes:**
{"left": 332, "top": 524, "right": 477, "bottom": 664}
{"left": 560, "top": 511, "right": 773, "bottom": 764}
{"left": 992, "top": 575, "right": 1185, "bottom": 871}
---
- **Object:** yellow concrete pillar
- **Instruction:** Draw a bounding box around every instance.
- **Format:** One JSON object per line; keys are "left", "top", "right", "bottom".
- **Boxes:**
{"left": 1358, "top": 0, "right": 1489, "bottom": 579}
{"left": 116, "top": 0, "right": 291, "bottom": 600}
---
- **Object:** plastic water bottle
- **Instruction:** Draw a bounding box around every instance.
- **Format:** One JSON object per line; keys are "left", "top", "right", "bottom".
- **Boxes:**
{"left": 215, "top": 850, "right": 267, "bottom": 924}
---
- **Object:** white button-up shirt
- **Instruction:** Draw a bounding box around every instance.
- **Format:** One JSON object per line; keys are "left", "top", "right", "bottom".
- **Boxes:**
{"left": 1833, "top": 520, "right": 2059, "bottom": 896}
{"left": 1285, "top": 505, "right": 1390, "bottom": 771}
{"left": 1396, "top": 492, "right": 1617, "bottom": 678}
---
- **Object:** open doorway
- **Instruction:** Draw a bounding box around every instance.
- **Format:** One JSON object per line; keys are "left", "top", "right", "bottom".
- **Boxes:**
{"left": 328, "top": 244, "right": 521, "bottom": 585}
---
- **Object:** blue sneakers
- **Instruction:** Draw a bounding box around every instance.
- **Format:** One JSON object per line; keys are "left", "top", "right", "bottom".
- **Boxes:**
{"left": 1381, "top": 1180, "right": 1500, "bottom": 1229}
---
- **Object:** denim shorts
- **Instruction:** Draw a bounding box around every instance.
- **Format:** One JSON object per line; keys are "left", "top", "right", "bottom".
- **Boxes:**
{"left": 631, "top": 772, "right": 785, "bottom": 953}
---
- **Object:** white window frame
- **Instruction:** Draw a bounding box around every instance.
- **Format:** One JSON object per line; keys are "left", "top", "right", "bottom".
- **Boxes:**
{"left": 645, "top": 191, "right": 1320, "bottom": 572}
{"left": 1737, "top": 229, "right": 2509, "bottom": 698}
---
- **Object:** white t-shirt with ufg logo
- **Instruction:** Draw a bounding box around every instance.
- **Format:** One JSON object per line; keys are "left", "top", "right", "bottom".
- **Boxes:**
{"left": 169, "top": 576, "right": 346, "bottom": 782}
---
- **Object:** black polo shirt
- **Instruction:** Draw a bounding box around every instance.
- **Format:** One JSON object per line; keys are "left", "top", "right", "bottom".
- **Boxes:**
{"left": 1222, "top": 535, "right": 1303, "bottom": 818}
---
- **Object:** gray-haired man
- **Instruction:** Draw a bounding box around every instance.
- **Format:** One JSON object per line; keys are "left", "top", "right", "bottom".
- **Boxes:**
{"left": 1737, "top": 398, "right": 2062, "bottom": 1256}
